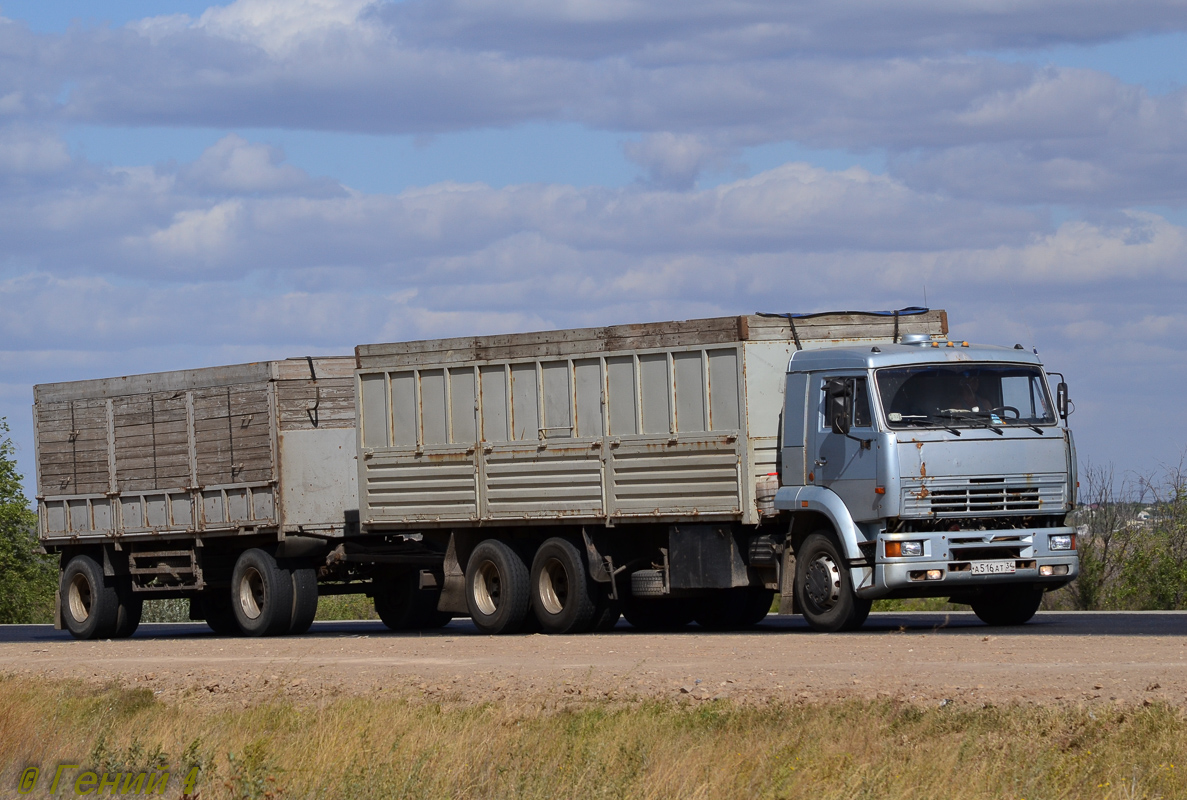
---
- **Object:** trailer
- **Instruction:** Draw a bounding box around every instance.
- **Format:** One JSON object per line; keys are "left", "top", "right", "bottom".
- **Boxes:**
{"left": 34, "top": 357, "right": 359, "bottom": 637}
{"left": 36, "top": 308, "right": 1078, "bottom": 639}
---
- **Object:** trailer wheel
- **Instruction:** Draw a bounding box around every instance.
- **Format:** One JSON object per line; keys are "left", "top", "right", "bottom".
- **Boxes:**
{"left": 970, "top": 587, "right": 1043, "bottom": 626}
{"left": 60, "top": 555, "right": 120, "bottom": 640}
{"left": 287, "top": 564, "right": 319, "bottom": 635}
{"left": 466, "top": 540, "right": 530, "bottom": 635}
{"left": 622, "top": 598, "right": 695, "bottom": 632}
{"left": 231, "top": 549, "right": 294, "bottom": 637}
{"left": 112, "top": 584, "right": 142, "bottom": 639}
{"left": 693, "top": 587, "right": 775, "bottom": 631}
{"left": 373, "top": 570, "right": 451, "bottom": 631}
{"left": 794, "top": 532, "right": 871, "bottom": 632}
{"left": 199, "top": 591, "right": 240, "bottom": 635}
{"left": 530, "top": 538, "right": 599, "bottom": 634}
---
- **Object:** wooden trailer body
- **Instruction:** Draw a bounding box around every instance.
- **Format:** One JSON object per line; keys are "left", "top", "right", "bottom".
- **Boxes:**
{"left": 33, "top": 357, "right": 357, "bottom": 546}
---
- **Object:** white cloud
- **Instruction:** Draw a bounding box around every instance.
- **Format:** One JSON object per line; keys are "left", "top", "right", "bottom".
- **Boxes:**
{"left": 180, "top": 133, "right": 336, "bottom": 195}
{"left": 194, "top": 0, "right": 383, "bottom": 56}
{"left": 0, "top": 125, "right": 70, "bottom": 174}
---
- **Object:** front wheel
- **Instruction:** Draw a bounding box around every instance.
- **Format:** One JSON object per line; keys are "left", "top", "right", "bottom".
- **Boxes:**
{"left": 794, "top": 532, "right": 871, "bottom": 632}
{"left": 970, "top": 587, "right": 1043, "bottom": 626}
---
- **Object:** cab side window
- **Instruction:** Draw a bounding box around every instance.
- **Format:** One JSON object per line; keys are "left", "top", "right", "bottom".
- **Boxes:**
{"left": 823, "top": 377, "right": 872, "bottom": 430}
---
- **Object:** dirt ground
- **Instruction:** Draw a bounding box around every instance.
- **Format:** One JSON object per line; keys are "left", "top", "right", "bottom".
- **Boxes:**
{"left": 3, "top": 612, "right": 1186, "bottom": 709}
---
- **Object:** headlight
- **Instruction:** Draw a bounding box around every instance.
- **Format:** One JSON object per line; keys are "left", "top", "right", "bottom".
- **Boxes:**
{"left": 1049, "top": 534, "right": 1075, "bottom": 551}
{"left": 887, "top": 540, "right": 924, "bottom": 557}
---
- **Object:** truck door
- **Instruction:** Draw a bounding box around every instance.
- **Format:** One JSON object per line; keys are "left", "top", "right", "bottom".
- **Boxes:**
{"left": 811, "top": 374, "right": 880, "bottom": 521}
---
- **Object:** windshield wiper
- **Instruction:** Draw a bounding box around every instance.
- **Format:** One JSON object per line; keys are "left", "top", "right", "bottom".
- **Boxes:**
{"left": 934, "top": 410, "right": 1003, "bottom": 435}
{"left": 896, "top": 415, "right": 961, "bottom": 436}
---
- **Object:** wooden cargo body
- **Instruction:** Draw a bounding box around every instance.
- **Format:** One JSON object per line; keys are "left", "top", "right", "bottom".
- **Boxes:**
{"left": 34, "top": 357, "right": 356, "bottom": 544}
{"left": 354, "top": 311, "right": 948, "bottom": 530}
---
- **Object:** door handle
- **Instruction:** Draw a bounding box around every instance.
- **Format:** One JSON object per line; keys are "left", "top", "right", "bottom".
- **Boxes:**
{"left": 814, "top": 457, "right": 828, "bottom": 466}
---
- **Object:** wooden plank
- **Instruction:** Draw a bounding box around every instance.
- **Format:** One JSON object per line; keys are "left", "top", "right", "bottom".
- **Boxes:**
{"left": 273, "top": 356, "right": 356, "bottom": 381}
{"left": 355, "top": 311, "right": 949, "bottom": 369}
{"left": 34, "top": 362, "right": 275, "bottom": 404}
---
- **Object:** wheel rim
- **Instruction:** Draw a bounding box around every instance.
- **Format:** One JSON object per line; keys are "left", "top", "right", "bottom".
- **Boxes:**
{"left": 68, "top": 573, "right": 92, "bottom": 622}
{"left": 805, "top": 553, "right": 841, "bottom": 611}
{"left": 238, "top": 566, "right": 265, "bottom": 620}
{"left": 537, "top": 558, "right": 569, "bottom": 616}
{"left": 473, "top": 560, "right": 502, "bottom": 616}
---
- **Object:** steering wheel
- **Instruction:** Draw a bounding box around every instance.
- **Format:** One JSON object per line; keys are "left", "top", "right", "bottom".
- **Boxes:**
{"left": 991, "top": 406, "right": 1020, "bottom": 419}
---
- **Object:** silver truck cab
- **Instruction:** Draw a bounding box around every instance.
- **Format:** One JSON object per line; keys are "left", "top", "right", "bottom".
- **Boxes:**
{"left": 775, "top": 334, "right": 1078, "bottom": 630}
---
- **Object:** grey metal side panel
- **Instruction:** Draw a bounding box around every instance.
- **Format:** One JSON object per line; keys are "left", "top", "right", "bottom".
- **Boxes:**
{"left": 606, "top": 356, "right": 637, "bottom": 435}
{"left": 608, "top": 435, "right": 741, "bottom": 516}
{"left": 781, "top": 372, "right": 808, "bottom": 486}
{"left": 485, "top": 443, "right": 602, "bottom": 518}
{"left": 278, "top": 428, "right": 357, "bottom": 529}
{"left": 357, "top": 343, "right": 752, "bottom": 528}
{"left": 363, "top": 448, "right": 478, "bottom": 522}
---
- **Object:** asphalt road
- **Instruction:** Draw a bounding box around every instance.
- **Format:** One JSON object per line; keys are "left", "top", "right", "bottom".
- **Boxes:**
{"left": 3, "top": 612, "right": 1185, "bottom": 708}
{"left": 1, "top": 610, "right": 1184, "bottom": 643}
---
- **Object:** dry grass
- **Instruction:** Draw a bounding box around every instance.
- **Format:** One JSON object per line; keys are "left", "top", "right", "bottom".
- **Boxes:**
{"left": 3, "top": 674, "right": 1186, "bottom": 799}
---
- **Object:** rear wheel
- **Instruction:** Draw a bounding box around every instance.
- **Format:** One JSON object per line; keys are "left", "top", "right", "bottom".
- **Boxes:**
{"left": 971, "top": 587, "right": 1043, "bottom": 626}
{"left": 375, "top": 570, "right": 452, "bottom": 631}
{"left": 60, "top": 555, "right": 120, "bottom": 640}
{"left": 794, "top": 532, "right": 871, "bottom": 632}
{"left": 231, "top": 549, "right": 294, "bottom": 637}
{"left": 530, "top": 538, "right": 599, "bottom": 634}
{"left": 466, "top": 540, "right": 531, "bottom": 635}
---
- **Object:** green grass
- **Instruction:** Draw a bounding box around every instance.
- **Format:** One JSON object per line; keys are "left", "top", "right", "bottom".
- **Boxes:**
{"left": 3, "top": 675, "right": 1186, "bottom": 799}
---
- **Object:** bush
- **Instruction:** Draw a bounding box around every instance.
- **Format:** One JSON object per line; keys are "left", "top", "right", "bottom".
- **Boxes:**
{"left": 0, "top": 417, "right": 57, "bottom": 623}
{"left": 1046, "top": 459, "right": 1187, "bottom": 610}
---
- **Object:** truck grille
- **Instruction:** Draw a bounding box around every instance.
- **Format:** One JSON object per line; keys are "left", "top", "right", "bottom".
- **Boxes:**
{"left": 901, "top": 475, "right": 1066, "bottom": 517}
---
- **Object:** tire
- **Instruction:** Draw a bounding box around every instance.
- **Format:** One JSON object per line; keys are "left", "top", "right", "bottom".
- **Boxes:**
{"left": 693, "top": 587, "right": 775, "bottom": 631}
{"left": 60, "top": 555, "right": 120, "bottom": 640}
{"left": 199, "top": 591, "right": 240, "bottom": 635}
{"left": 466, "top": 539, "right": 531, "bottom": 635}
{"left": 794, "top": 532, "right": 872, "bottom": 633}
{"left": 530, "top": 538, "right": 599, "bottom": 634}
{"left": 374, "top": 571, "right": 452, "bottom": 631}
{"left": 112, "top": 584, "right": 142, "bottom": 639}
{"left": 971, "top": 587, "right": 1043, "bottom": 626}
{"left": 622, "top": 598, "right": 695, "bottom": 632}
{"left": 231, "top": 549, "right": 294, "bottom": 637}
{"left": 287, "top": 564, "right": 319, "bottom": 635}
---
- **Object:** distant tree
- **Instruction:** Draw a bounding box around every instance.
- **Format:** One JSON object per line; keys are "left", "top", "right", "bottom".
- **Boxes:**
{"left": 0, "top": 417, "right": 56, "bottom": 623}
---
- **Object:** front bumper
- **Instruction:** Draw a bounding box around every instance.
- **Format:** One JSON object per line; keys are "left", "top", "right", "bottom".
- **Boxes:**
{"left": 852, "top": 526, "right": 1080, "bottom": 599}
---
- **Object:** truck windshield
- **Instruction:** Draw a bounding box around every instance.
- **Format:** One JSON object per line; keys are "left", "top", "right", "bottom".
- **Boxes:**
{"left": 875, "top": 364, "right": 1056, "bottom": 430}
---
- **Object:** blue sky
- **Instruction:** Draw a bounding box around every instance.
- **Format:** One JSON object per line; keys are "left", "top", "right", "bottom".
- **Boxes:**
{"left": 1, "top": 0, "right": 1187, "bottom": 499}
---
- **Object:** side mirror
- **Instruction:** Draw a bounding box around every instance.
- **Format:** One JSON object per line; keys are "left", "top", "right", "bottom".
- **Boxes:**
{"left": 827, "top": 380, "right": 853, "bottom": 435}
{"left": 1056, "top": 382, "right": 1069, "bottom": 420}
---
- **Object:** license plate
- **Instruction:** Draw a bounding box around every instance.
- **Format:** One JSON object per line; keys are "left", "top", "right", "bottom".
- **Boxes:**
{"left": 971, "top": 561, "right": 1016, "bottom": 575}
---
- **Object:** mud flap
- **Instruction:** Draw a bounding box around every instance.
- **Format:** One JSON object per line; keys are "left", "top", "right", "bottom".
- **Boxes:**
{"left": 778, "top": 548, "right": 800, "bottom": 615}
{"left": 436, "top": 534, "right": 469, "bottom": 614}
